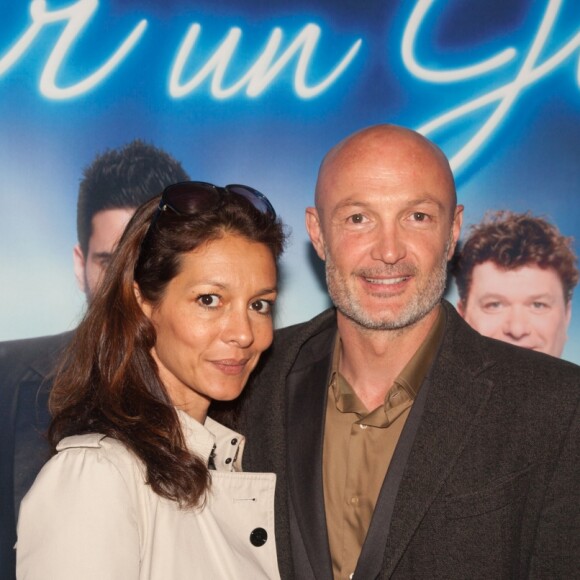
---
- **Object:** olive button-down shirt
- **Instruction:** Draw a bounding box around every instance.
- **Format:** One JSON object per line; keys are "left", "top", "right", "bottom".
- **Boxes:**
{"left": 323, "top": 309, "right": 445, "bottom": 580}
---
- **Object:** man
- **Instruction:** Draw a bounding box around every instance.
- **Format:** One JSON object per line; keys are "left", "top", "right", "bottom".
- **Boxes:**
{"left": 452, "top": 211, "right": 578, "bottom": 358}
{"left": 240, "top": 125, "right": 579, "bottom": 579}
{"left": 0, "top": 140, "right": 189, "bottom": 578}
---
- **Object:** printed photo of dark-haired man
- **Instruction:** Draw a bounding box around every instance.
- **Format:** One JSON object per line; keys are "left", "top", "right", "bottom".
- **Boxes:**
{"left": 0, "top": 140, "right": 190, "bottom": 580}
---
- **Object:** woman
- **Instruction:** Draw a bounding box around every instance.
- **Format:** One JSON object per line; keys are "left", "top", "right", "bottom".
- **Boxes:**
{"left": 16, "top": 181, "right": 285, "bottom": 579}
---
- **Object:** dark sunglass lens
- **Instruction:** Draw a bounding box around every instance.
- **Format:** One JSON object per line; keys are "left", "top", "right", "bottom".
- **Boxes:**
{"left": 162, "top": 182, "right": 220, "bottom": 215}
{"left": 227, "top": 185, "right": 276, "bottom": 218}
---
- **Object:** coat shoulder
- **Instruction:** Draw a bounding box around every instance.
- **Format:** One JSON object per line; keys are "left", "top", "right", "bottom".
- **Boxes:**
{"left": 54, "top": 433, "right": 141, "bottom": 478}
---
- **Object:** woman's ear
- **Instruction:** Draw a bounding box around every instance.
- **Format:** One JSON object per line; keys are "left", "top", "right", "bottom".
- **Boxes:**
{"left": 133, "top": 283, "right": 153, "bottom": 319}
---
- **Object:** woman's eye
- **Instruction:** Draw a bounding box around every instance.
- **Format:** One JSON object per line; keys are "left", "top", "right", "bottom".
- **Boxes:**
{"left": 250, "top": 299, "right": 273, "bottom": 314}
{"left": 197, "top": 294, "right": 220, "bottom": 308}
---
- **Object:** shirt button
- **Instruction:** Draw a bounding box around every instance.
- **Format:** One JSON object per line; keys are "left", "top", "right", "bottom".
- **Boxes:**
{"left": 350, "top": 496, "right": 359, "bottom": 505}
{"left": 231, "top": 438, "right": 238, "bottom": 445}
{"left": 359, "top": 424, "right": 368, "bottom": 430}
{"left": 225, "top": 458, "right": 232, "bottom": 464}
{"left": 250, "top": 527, "right": 268, "bottom": 547}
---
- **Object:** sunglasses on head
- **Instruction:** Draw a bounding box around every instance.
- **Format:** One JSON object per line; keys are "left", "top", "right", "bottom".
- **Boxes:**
{"left": 156, "top": 180, "right": 276, "bottom": 220}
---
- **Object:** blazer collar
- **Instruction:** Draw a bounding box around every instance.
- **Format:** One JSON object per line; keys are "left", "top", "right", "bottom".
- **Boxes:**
{"left": 27, "top": 331, "right": 74, "bottom": 378}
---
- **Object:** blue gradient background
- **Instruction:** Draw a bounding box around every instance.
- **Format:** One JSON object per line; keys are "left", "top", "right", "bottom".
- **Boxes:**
{"left": 1, "top": 0, "right": 579, "bottom": 363}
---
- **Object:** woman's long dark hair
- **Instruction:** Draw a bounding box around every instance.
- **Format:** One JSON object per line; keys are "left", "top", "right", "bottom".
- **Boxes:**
{"left": 48, "top": 191, "right": 285, "bottom": 508}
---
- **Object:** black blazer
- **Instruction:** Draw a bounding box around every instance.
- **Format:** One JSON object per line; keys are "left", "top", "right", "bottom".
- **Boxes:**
{"left": 239, "top": 301, "right": 580, "bottom": 579}
{"left": 0, "top": 331, "right": 71, "bottom": 580}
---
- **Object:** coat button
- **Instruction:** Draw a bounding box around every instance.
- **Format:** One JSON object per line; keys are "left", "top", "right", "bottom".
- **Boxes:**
{"left": 250, "top": 527, "right": 268, "bottom": 547}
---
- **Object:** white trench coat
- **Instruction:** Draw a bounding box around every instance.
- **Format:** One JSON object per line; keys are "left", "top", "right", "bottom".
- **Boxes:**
{"left": 16, "top": 412, "right": 280, "bottom": 580}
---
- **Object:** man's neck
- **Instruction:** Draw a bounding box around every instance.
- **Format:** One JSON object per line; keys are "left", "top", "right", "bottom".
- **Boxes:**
{"left": 336, "top": 305, "right": 441, "bottom": 411}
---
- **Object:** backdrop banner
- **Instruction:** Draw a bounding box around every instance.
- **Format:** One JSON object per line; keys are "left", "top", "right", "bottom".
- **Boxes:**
{"left": 1, "top": 0, "right": 579, "bottom": 362}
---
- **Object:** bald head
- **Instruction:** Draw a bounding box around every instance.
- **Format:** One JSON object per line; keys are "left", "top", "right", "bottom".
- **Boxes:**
{"left": 305, "top": 123, "right": 463, "bottom": 332}
{"left": 315, "top": 124, "right": 456, "bottom": 212}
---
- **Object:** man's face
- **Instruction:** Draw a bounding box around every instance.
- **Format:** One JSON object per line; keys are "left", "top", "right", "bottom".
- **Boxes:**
{"left": 306, "top": 129, "right": 463, "bottom": 331}
{"left": 458, "top": 262, "right": 571, "bottom": 357}
{"left": 73, "top": 208, "right": 135, "bottom": 300}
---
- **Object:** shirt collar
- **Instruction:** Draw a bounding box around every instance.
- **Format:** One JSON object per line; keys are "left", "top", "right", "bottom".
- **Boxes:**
{"left": 329, "top": 306, "right": 446, "bottom": 423}
{"left": 395, "top": 306, "right": 446, "bottom": 399}
{"left": 177, "top": 410, "right": 245, "bottom": 472}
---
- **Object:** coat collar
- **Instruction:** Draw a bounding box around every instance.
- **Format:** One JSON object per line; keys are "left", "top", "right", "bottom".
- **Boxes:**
{"left": 178, "top": 411, "right": 245, "bottom": 472}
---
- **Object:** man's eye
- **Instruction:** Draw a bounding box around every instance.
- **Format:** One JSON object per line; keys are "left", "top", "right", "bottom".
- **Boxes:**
{"left": 483, "top": 301, "right": 502, "bottom": 311}
{"left": 532, "top": 302, "right": 548, "bottom": 310}
{"left": 348, "top": 213, "right": 366, "bottom": 224}
{"left": 411, "top": 212, "right": 428, "bottom": 222}
{"left": 197, "top": 294, "right": 220, "bottom": 308}
{"left": 250, "top": 299, "right": 274, "bottom": 315}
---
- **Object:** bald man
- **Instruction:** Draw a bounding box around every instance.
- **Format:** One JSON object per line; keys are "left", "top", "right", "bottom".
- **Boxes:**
{"left": 240, "top": 125, "right": 580, "bottom": 579}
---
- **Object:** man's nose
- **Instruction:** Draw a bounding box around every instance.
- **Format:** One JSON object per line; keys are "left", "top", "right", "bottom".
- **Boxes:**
{"left": 370, "top": 223, "right": 406, "bottom": 264}
{"left": 502, "top": 307, "right": 531, "bottom": 339}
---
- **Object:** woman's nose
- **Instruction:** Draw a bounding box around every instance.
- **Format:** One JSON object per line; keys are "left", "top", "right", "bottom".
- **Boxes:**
{"left": 222, "top": 309, "right": 254, "bottom": 348}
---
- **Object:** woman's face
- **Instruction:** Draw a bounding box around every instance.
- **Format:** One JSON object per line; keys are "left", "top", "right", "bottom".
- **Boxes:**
{"left": 139, "top": 233, "right": 278, "bottom": 421}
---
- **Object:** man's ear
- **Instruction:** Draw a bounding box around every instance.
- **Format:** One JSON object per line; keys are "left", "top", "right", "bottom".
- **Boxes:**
{"left": 448, "top": 204, "right": 464, "bottom": 260}
{"left": 456, "top": 299, "right": 466, "bottom": 318}
{"left": 305, "top": 207, "right": 326, "bottom": 261}
{"left": 73, "top": 244, "right": 87, "bottom": 293}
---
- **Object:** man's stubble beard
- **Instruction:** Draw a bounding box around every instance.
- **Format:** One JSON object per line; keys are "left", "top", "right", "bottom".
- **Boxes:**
{"left": 324, "top": 239, "right": 451, "bottom": 331}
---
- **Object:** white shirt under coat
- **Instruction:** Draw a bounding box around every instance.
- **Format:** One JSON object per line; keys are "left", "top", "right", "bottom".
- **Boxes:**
{"left": 16, "top": 412, "right": 280, "bottom": 579}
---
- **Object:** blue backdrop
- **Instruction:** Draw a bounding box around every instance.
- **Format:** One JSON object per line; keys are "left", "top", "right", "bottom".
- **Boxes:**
{"left": 1, "top": 0, "right": 579, "bottom": 362}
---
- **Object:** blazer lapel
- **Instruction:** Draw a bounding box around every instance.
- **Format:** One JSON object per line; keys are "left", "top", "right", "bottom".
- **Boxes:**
{"left": 286, "top": 325, "right": 335, "bottom": 580}
{"left": 354, "top": 366, "right": 434, "bottom": 579}
{"left": 379, "top": 305, "right": 497, "bottom": 576}
{"left": 0, "top": 345, "right": 55, "bottom": 579}
{"left": 13, "top": 372, "right": 52, "bottom": 512}
{"left": 11, "top": 333, "right": 70, "bottom": 520}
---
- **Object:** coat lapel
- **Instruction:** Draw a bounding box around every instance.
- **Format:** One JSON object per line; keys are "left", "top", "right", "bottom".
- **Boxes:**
{"left": 286, "top": 323, "right": 335, "bottom": 580}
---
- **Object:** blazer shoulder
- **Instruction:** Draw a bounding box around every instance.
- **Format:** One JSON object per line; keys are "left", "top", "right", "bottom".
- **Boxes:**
{"left": 484, "top": 336, "right": 580, "bottom": 391}
{"left": 441, "top": 301, "right": 580, "bottom": 400}
{"left": 0, "top": 331, "right": 73, "bottom": 379}
{"left": 273, "top": 308, "right": 336, "bottom": 349}
{"left": 0, "top": 331, "right": 73, "bottom": 363}
{"left": 255, "top": 308, "right": 336, "bottom": 373}
{"left": 241, "top": 308, "right": 336, "bottom": 416}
